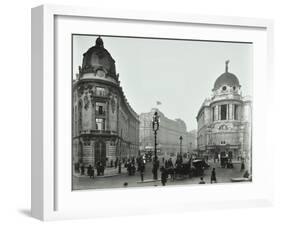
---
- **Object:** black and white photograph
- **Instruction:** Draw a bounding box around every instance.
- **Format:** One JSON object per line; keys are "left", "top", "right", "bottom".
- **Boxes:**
{"left": 72, "top": 34, "right": 253, "bottom": 190}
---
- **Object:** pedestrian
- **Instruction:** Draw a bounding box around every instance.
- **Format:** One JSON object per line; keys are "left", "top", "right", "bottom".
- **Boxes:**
{"left": 80, "top": 165, "right": 85, "bottom": 175}
{"left": 114, "top": 158, "right": 118, "bottom": 168}
{"left": 152, "top": 157, "right": 160, "bottom": 180}
{"left": 131, "top": 163, "right": 136, "bottom": 175}
{"left": 139, "top": 162, "right": 145, "bottom": 182}
{"left": 100, "top": 162, "right": 105, "bottom": 175}
{"left": 74, "top": 162, "right": 79, "bottom": 173}
{"left": 164, "top": 160, "right": 168, "bottom": 168}
{"left": 243, "top": 170, "right": 249, "bottom": 178}
{"left": 211, "top": 168, "right": 217, "bottom": 183}
{"left": 96, "top": 161, "right": 100, "bottom": 176}
{"left": 127, "top": 161, "right": 131, "bottom": 175}
{"left": 241, "top": 161, "right": 245, "bottom": 171}
{"left": 160, "top": 166, "right": 168, "bottom": 186}
{"left": 168, "top": 158, "right": 173, "bottom": 168}
{"left": 87, "top": 164, "right": 93, "bottom": 176}
{"left": 118, "top": 160, "right": 122, "bottom": 174}
{"left": 199, "top": 177, "right": 206, "bottom": 184}
{"left": 89, "top": 165, "right": 95, "bottom": 179}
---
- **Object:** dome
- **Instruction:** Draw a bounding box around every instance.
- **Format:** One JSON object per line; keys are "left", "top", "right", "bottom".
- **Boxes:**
{"left": 81, "top": 36, "right": 117, "bottom": 79}
{"left": 213, "top": 60, "right": 240, "bottom": 90}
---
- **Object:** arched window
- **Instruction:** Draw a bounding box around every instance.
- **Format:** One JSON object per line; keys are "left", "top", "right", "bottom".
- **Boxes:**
{"left": 220, "top": 104, "right": 227, "bottom": 120}
{"left": 234, "top": 104, "right": 239, "bottom": 120}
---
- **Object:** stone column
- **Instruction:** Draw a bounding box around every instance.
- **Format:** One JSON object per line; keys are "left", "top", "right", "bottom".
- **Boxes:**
{"left": 229, "top": 104, "right": 233, "bottom": 120}
{"left": 214, "top": 105, "right": 217, "bottom": 121}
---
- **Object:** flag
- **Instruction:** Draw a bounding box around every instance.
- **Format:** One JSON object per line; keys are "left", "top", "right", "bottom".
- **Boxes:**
{"left": 156, "top": 101, "right": 162, "bottom": 105}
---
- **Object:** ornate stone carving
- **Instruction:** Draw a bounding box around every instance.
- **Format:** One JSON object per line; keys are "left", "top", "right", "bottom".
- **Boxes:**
{"left": 82, "top": 137, "right": 91, "bottom": 146}
{"left": 89, "top": 89, "right": 95, "bottom": 107}
{"left": 78, "top": 98, "right": 83, "bottom": 109}
{"left": 84, "top": 94, "right": 89, "bottom": 110}
{"left": 111, "top": 96, "right": 116, "bottom": 114}
{"left": 219, "top": 124, "right": 228, "bottom": 130}
{"left": 78, "top": 85, "right": 84, "bottom": 97}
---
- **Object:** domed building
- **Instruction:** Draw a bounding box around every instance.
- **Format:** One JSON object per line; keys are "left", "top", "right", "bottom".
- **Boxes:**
{"left": 196, "top": 61, "right": 252, "bottom": 161}
{"left": 72, "top": 37, "right": 140, "bottom": 170}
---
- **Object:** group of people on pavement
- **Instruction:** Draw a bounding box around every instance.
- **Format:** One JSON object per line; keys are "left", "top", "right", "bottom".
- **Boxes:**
{"left": 77, "top": 156, "right": 252, "bottom": 187}
{"left": 125, "top": 158, "right": 137, "bottom": 176}
{"left": 78, "top": 161, "right": 105, "bottom": 179}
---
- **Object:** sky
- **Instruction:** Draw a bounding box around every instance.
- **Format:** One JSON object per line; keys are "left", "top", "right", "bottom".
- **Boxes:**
{"left": 73, "top": 35, "right": 253, "bottom": 131}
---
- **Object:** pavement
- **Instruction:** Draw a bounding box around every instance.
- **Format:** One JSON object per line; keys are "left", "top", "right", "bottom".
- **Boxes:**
{"left": 72, "top": 160, "right": 251, "bottom": 190}
{"left": 73, "top": 166, "right": 128, "bottom": 178}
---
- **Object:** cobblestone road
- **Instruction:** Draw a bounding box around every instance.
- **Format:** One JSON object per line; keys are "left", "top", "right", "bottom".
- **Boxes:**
{"left": 72, "top": 160, "right": 250, "bottom": 190}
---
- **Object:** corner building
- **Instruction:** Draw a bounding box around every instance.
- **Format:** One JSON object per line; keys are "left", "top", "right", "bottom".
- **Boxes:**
{"left": 196, "top": 61, "right": 252, "bottom": 161}
{"left": 72, "top": 37, "right": 140, "bottom": 168}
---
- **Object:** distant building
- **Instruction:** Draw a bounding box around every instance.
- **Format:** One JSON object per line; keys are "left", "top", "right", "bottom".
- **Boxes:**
{"left": 72, "top": 37, "right": 140, "bottom": 168}
{"left": 186, "top": 130, "right": 197, "bottom": 152}
{"left": 139, "top": 109, "right": 193, "bottom": 157}
{"left": 196, "top": 61, "right": 252, "bottom": 160}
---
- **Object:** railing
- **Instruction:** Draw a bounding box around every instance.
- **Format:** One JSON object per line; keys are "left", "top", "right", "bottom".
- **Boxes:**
{"left": 95, "top": 110, "right": 106, "bottom": 116}
{"left": 80, "top": 130, "right": 117, "bottom": 135}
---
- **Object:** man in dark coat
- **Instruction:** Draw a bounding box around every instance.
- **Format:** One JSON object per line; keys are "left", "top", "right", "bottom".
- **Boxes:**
{"left": 87, "top": 165, "right": 93, "bottom": 177}
{"left": 211, "top": 168, "right": 217, "bottom": 183}
{"left": 160, "top": 166, "right": 168, "bottom": 186}
{"left": 100, "top": 162, "right": 105, "bottom": 176}
{"left": 80, "top": 165, "right": 85, "bottom": 175}
{"left": 167, "top": 158, "right": 173, "bottom": 168}
{"left": 88, "top": 165, "right": 95, "bottom": 179}
{"left": 114, "top": 158, "right": 118, "bottom": 168}
{"left": 118, "top": 160, "right": 122, "bottom": 174}
{"left": 96, "top": 161, "right": 100, "bottom": 176}
{"left": 152, "top": 157, "right": 160, "bottom": 180}
{"left": 241, "top": 161, "right": 245, "bottom": 171}
{"left": 139, "top": 162, "right": 145, "bottom": 182}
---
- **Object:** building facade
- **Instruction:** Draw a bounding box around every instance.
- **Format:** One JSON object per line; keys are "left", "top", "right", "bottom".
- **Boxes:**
{"left": 72, "top": 37, "right": 140, "bottom": 168}
{"left": 139, "top": 109, "right": 194, "bottom": 157}
{"left": 196, "top": 61, "right": 252, "bottom": 160}
{"left": 186, "top": 130, "right": 197, "bottom": 152}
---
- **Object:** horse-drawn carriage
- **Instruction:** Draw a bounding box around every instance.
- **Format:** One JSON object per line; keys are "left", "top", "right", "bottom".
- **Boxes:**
{"left": 166, "top": 157, "right": 210, "bottom": 180}
{"left": 220, "top": 156, "right": 234, "bottom": 168}
{"left": 191, "top": 158, "right": 210, "bottom": 176}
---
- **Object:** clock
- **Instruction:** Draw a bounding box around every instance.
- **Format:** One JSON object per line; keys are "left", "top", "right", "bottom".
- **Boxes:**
{"left": 96, "top": 70, "right": 105, "bottom": 78}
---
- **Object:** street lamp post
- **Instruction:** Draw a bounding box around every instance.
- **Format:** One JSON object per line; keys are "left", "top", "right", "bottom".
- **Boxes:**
{"left": 179, "top": 136, "right": 183, "bottom": 156}
{"left": 152, "top": 111, "right": 160, "bottom": 180}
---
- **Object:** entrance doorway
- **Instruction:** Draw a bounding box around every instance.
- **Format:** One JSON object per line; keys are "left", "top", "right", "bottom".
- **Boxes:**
{"left": 94, "top": 141, "right": 106, "bottom": 166}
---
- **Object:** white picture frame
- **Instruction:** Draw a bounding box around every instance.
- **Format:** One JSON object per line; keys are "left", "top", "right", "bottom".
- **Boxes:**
{"left": 31, "top": 4, "right": 274, "bottom": 221}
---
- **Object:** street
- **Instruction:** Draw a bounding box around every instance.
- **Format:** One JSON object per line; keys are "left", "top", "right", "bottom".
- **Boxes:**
{"left": 72, "top": 160, "right": 250, "bottom": 190}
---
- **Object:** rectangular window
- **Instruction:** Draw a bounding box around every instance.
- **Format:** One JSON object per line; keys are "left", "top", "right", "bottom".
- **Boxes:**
{"left": 95, "top": 102, "right": 106, "bottom": 115}
{"left": 96, "top": 87, "right": 106, "bottom": 96}
{"left": 234, "top": 104, "right": 238, "bottom": 120}
{"left": 212, "top": 106, "right": 215, "bottom": 121}
{"left": 221, "top": 104, "right": 227, "bottom": 120}
{"left": 96, "top": 118, "right": 105, "bottom": 130}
